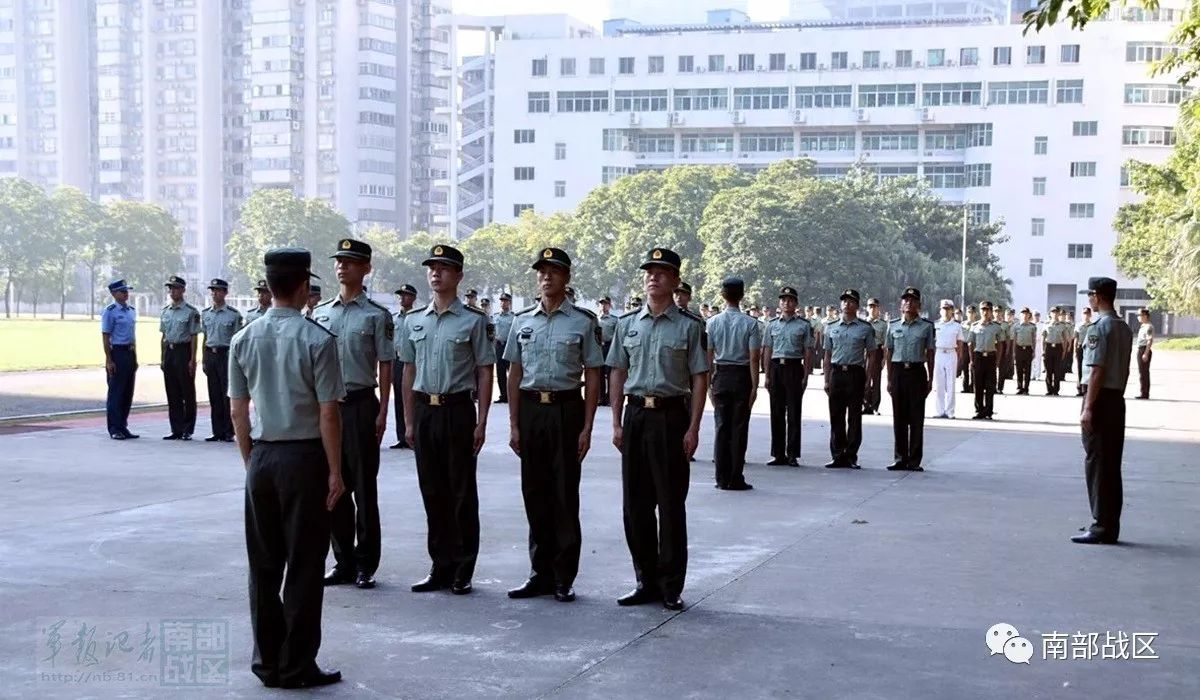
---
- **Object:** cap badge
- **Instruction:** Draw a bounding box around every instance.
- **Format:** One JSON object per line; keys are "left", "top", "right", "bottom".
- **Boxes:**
{"left": 341, "top": 240, "right": 351, "bottom": 250}
{"left": 652, "top": 249, "right": 663, "bottom": 260}
{"left": 543, "top": 248, "right": 553, "bottom": 258}
{"left": 433, "top": 245, "right": 443, "bottom": 256}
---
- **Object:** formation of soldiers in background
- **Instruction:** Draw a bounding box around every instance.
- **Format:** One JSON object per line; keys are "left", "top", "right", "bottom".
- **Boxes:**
{"left": 97, "top": 237, "right": 1146, "bottom": 689}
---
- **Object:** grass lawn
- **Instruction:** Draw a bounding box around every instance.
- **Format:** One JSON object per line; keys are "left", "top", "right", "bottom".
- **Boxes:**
{"left": 1158, "top": 336, "right": 1200, "bottom": 351}
{"left": 0, "top": 317, "right": 163, "bottom": 371}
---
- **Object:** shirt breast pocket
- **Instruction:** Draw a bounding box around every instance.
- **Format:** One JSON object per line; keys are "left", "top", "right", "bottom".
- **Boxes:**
{"left": 447, "top": 334, "right": 472, "bottom": 361}
{"left": 622, "top": 336, "right": 643, "bottom": 367}
{"left": 409, "top": 331, "right": 428, "bottom": 362}
{"left": 660, "top": 339, "right": 688, "bottom": 363}
{"left": 556, "top": 333, "right": 582, "bottom": 364}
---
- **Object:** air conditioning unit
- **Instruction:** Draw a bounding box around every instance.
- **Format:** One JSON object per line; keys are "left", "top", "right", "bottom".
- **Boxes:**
{"left": 914, "top": 60, "right": 923, "bottom": 68}
{"left": 851, "top": 63, "right": 859, "bottom": 69}
{"left": 628, "top": 113, "right": 641, "bottom": 125}
{"left": 818, "top": 63, "right": 827, "bottom": 70}
{"left": 792, "top": 109, "right": 806, "bottom": 124}
{"left": 855, "top": 109, "right": 868, "bottom": 122}
{"left": 725, "top": 66, "right": 735, "bottom": 72}
{"left": 739, "top": 153, "right": 750, "bottom": 158}
{"left": 946, "top": 59, "right": 957, "bottom": 67}
{"left": 882, "top": 61, "right": 892, "bottom": 68}
{"left": 680, "top": 153, "right": 689, "bottom": 158}
{"left": 670, "top": 112, "right": 684, "bottom": 125}
{"left": 731, "top": 110, "right": 745, "bottom": 124}
{"left": 920, "top": 107, "right": 933, "bottom": 121}
{"left": 787, "top": 64, "right": 796, "bottom": 71}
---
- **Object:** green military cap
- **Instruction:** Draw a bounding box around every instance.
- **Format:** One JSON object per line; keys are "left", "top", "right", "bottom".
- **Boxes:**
{"left": 253, "top": 279, "right": 269, "bottom": 292}
{"left": 264, "top": 247, "right": 319, "bottom": 277}
{"left": 165, "top": 275, "right": 187, "bottom": 289}
{"left": 600, "top": 295, "right": 612, "bottom": 303}
{"left": 1080, "top": 276, "right": 1117, "bottom": 297}
{"left": 207, "top": 278, "right": 229, "bottom": 290}
{"left": 533, "top": 247, "right": 571, "bottom": 269}
{"left": 866, "top": 297, "right": 880, "bottom": 306}
{"left": 640, "top": 247, "right": 681, "bottom": 272}
{"left": 967, "top": 304, "right": 977, "bottom": 311}
{"left": 841, "top": 289, "right": 862, "bottom": 303}
{"left": 423, "top": 244, "right": 465, "bottom": 269}
{"left": 676, "top": 281, "right": 693, "bottom": 295}
{"left": 779, "top": 286, "right": 798, "bottom": 300}
{"left": 979, "top": 301, "right": 993, "bottom": 310}
{"left": 901, "top": 287, "right": 920, "bottom": 301}
{"left": 499, "top": 292, "right": 513, "bottom": 301}
{"left": 720, "top": 277, "right": 743, "bottom": 293}
{"left": 309, "top": 285, "right": 322, "bottom": 296}
{"left": 331, "top": 238, "right": 372, "bottom": 261}
{"left": 465, "top": 288, "right": 478, "bottom": 298}
{"left": 394, "top": 284, "right": 418, "bottom": 296}
{"left": 1021, "top": 307, "right": 1031, "bottom": 314}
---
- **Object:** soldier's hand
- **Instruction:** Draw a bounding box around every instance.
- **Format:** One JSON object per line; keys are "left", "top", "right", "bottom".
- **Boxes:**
{"left": 925, "top": 379, "right": 933, "bottom": 396}
{"left": 577, "top": 431, "right": 591, "bottom": 462}
{"left": 509, "top": 427, "right": 521, "bottom": 456}
{"left": 886, "top": 381, "right": 894, "bottom": 395}
{"left": 612, "top": 425, "right": 624, "bottom": 452}
{"left": 326, "top": 474, "right": 346, "bottom": 512}
{"left": 472, "top": 422, "right": 486, "bottom": 455}
{"left": 764, "top": 376, "right": 772, "bottom": 391}
{"left": 824, "top": 381, "right": 831, "bottom": 396}
{"left": 374, "top": 413, "right": 387, "bottom": 445}
{"left": 749, "top": 386, "right": 758, "bottom": 407}
{"left": 106, "top": 360, "right": 116, "bottom": 377}
{"left": 1080, "top": 407, "right": 1094, "bottom": 435}
{"left": 405, "top": 425, "right": 415, "bottom": 448}
{"left": 187, "top": 359, "right": 196, "bottom": 377}
{"left": 682, "top": 427, "right": 699, "bottom": 459}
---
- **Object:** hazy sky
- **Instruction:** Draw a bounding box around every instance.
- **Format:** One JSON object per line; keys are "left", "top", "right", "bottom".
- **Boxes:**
{"left": 451, "top": 0, "right": 803, "bottom": 29}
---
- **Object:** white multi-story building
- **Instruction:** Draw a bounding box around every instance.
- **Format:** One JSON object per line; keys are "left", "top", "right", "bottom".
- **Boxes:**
{"left": 481, "top": 9, "right": 1187, "bottom": 311}
{"left": 609, "top": 1, "right": 750, "bottom": 26}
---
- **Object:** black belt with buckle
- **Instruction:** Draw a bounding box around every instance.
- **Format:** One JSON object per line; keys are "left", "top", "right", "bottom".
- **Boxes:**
{"left": 520, "top": 388, "right": 582, "bottom": 405}
{"left": 165, "top": 341, "right": 191, "bottom": 350}
{"left": 204, "top": 345, "right": 229, "bottom": 352}
{"left": 626, "top": 395, "right": 687, "bottom": 410}
{"left": 974, "top": 351, "right": 993, "bottom": 357}
{"left": 1047, "top": 343, "right": 1061, "bottom": 347}
{"left": 891, "top": 362, "right": 924, "bottom": 370}
{"left": 771, "top": 357, "right": 802, "bottom": 365}
{"left": 111, "top": 344, "right": 132, "bottom": 350}
{"left": 415, "top": 391, "right": 472, "bottom": 407}
{"left": 830, "top": 364, "right": 863, "bottom": 372}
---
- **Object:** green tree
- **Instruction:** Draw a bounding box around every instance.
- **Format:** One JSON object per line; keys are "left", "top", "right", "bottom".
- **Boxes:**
{"left": 360, "top": 224, "right": 408, "bottom": 297}
{"left": 0, "top": 177, "right": 50, "bottom": 317}
{"left": 47, "top": 187, "right": 104, "bottom": 318}
{"left": 107, "top": 201, "right": 183, "bottom": 297}
{"left": 226, "top": 188, "right": 350, "bottom": 289}
{"left": 388, "top": 231, "right": 439, "bottom": 302}
{"left": 460, "top": 211, "right": 576, "bottom": 299}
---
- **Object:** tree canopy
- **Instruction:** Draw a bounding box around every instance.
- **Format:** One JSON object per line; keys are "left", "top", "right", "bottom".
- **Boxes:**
{"left": 225, "top": 188, "right": 351, "bottom": 288}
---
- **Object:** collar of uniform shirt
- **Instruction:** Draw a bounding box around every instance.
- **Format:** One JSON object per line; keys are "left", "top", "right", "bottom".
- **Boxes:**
{"left": 332, "top": 290, "right": 369, "bottom": 307}
{"left": 265, "top": 307, "right": 300, "bottom": 318}
{"left": 536, "top": 298, "right": 574, "bottom": 316}
{"left": 424, "top": 296, "right": 465, "bottom": 316}
{"left": 638, "top": 303, "right": 680, "bottom": 321}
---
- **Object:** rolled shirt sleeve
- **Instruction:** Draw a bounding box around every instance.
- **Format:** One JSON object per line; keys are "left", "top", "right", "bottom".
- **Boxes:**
{"left": 606, "top": 323, "right": 629, "bottom": 370}
{"left": 375, "top": 311, "right": 397, "bottom": 362}
{"left": 687, "top": 320, "right": 710, "bottom": 375}
{"left": 101, "top": 307, "right": 115, "bottom": 334}
{"left": 582, "top": 316, "right": 605, "bottom": 368}
{"left": 227, "top": 338, "right": 249, "bottom": 400}
{"left": 473, "top": 313, "right": 496, "bottom": 366}
{"left": 313, "top": 336, "right": 347, "bottom": 403}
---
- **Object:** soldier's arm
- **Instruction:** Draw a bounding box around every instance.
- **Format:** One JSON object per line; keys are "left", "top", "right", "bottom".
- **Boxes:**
{"left": 228, "top": 344, "right": 252, "bottom": 466}
{"left": 374, "top": 312, "right": 396, "bottom": 440}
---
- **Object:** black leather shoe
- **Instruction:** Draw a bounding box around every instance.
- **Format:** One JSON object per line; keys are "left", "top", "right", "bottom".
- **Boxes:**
{"left": 389, "top": 441, "right": 409, "bottom": 449}
{"left": 886, "top": 462, "right": 908, "bottom": 471}
{"left": 714, "top": 482, "right": 728, "bottom": 489}
{"left": 824, "top": 460, "right": 848, "bottom": 469}
{"left": 110, "top": 433, "right": 127, "bottom": 440}
{"left": 554, "top": 585, "right": 576, "bottom": 602}
{"left": 786, "top": 458, "right": 800, "bottom": 467}
{"left": 162, "top": 434, "right": 182, "bottom": 440}
{"left": 323, "top": 569, "right": 355, "bottom": 586}
{"left": 663, "top": 595, "right": 685, "bottom": 611}
{"left": 507, "top": 579, "right": 552, "bottom": 599}
{"left": 971, "top": 415, "right": 985, "bottom": 420}
{"left": 280, "top": 668, "right": 342, "bottom": 689}
{"left": 181, "top": 433, "right": 192, "bottom": 441}
{"left": 355, "top": 572, "right": 376, "bottom": 589}
{"left": 122, "top": 431, "right": 140, "bottom": 439}
{"left": 848, "top": 462, "right": 862, "bottom": 469}
{"left": 726, "top": 482, "right": 753, "bottom": 491}
{"left": 204, "top": 435, "right": 220, "bottom": 442}
{"left": 908, "top": 465, "right": 924, "bottom": 472}
{"left": 766, "top": 457, "right": 789, "bottom": 466}
{"left": 1071, "top": 532, "right": 1118, "bottom": 545}
{"left": 451, "top": 580, "right": 473, "bottom": 595}
{"left": 617, "top": 588, "right": 661, "bottom": 606}
{"left": 410, "top": 573, "right": 451, "bottom": 592}
{"left": 220, "top": 435, "right": 235, "bottom": 442}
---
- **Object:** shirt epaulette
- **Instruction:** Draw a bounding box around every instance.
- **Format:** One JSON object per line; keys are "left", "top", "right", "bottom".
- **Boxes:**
{"left": 619, "top": 309, "right": 640, "bottom": 319}
{"left": 314, "top": 298, "right": 335, "bottom": 308}
{"left": 105, "top": 302, "right": 117, "bottom": 311}
{"left": 366, "top": 299, "right": 391, "bottom": 315}
{"left": 409, "top": 304, "right": 428, "bottom": 315}
{"left": 679, "top": 308, "right": 704, "bottom": 324}
{"left": 464, "top": 305, "right": 487, "bottom": 316}
{"left": 515, "top": 305, "right": 538, "bottom": 316}
{"left": 304, "top": 317, "right": 335, "bottom": 337}
{"left": 574, "top": 306, "right": 597, "bottom": 320}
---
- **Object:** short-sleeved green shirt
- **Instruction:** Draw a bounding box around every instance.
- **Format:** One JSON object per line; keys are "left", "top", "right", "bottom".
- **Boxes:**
{"left": 597, "top": 312, "right": 618, "bottom": 344}
{"left": 312, "top": 291, "right": 396, "bottom": 391}
{"left": 766, "top": 315, "right": 814, "bottom": 358}
{"left": 823, "top": 317, "right": 878, "bottom": 365}
{"left": 706, "top": 307, "right": 762, "bottom": 365}
{"left": 228, "top": 308, "right": 346, "bottom": 441}
{"left": 493, "top": 310, "right": 516, "bottom": 346}
{"left": 244, "top": 305, "right": 270, "bottom": 325}
{"left": 1081, "top": 310, "right": 1132, "bottom": 389}
{"left": 160, "top": 302, "right": 201, "bottom": 344}
{"left": 868, "top": 317, "right": 888, "bottom": 348}
{"left": 397, "top": 298, "right": 496, "bottom": 394}
{"left": 1043, "top": 321, "right": 1068, "bottom": 345}
{"left": 201, "top": 305, "right": 243, "bottom": 348}
{"left": 969, "top": 321, "right": 1005, "bottom": 353}
{"left": 606, "top": 304, "right": 709, "bottom": 397}
{"left": 885, "top": 317, "right": 936, "bottom": 362}
{"left": 503, "top": 300, "right": 605, "bottom": 391}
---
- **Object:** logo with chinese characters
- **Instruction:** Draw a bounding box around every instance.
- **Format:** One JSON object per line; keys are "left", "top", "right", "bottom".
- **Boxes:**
{"left": 987, "top": 623, "right": 1159, "bottom": 664}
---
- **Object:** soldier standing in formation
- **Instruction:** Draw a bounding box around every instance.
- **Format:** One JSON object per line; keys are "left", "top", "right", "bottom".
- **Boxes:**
{"left": 763, "top": 286, "right": 813, "bottom": 467}
{"left": 390, "top": 284, "right": 420, "bottom": 449}
{"left": 597, "top": 296, "right": 618, "bottom": 406}
{"left": 229, "top": 247, "right": 345, "bottom": 689}
{"left": 1074, "top": 307, "right": 1093, "bottom": 396}
{"left": 101, "top": 279, "right": 139, "bottom": 440}
{"left": 1073, "top": 277, "right": 1132, "bottom": 544}
{"left": 968, "top": 301, "right": 1003, "bottom": 420}
{"left": 201, "top": 278, "right": 242, "bottom": 442}
{"left": 1043, "top": 306, "right": 1068, "bottom": 396}
{"left": 960, "top": 304, "right": 979, "bottom": 394}
{"left": 305, "top": 284, "right": 322, "bottom": 319}
{"left": 245, "top": 279, "right": 272, "bottom": 324}
{"left": 674, "top": 281, "right": 693, "bottom": 313}
{"left": 997, "top": 308, "right": 1015, "bottom": 394}
{"left": 607, "top": 248, "right": 708, "bottom": 611}
{"left": 884, "top": 288, "right": 935, "bottom": 471}
{"left": 705, "top": 277, "right": 762, "bottom": 491}
{"left": 316, "top": 239, "right": 395, "bottom": 591}
{"left": 1135, "top": 308, "right": 1154, "bottom": 400}
{"left": 863, "top": 298, "right": 888, "bottom": 415}
{"left": 504, "top": 247, "right": 604, "bottom": 603}
{"left": 822, "top": 289, "right": 878, "bottom": 469}
{"left": 160, "top": 275, "right": 200, "bottom": 441}
{"left": 932, "top": 299, "right": 963, "bottom": 419}
{"left": 1012, "top": 307, "right": 1038, "bottom": 395}
{"left": 400, "top": 244, "right": 495, "bottom": 596}
{"left": 493, "top": 293, "right": 516, "bottom": 404}
{"left": 1032, "top": 310, "right": 1045, "bottom": 381}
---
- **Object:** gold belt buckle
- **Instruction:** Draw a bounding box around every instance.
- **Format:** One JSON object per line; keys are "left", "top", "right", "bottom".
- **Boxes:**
{"left": 429, "top": 393, "right": 442, "bottom": 406}
{"left": 539, "top": 391, "right": 552, "bottom": 404}
{"left": 644, "top": 396, "right": 657, "bottom": 409}
{"left": 779, "top": 358, "right": 787, "bottom": 365}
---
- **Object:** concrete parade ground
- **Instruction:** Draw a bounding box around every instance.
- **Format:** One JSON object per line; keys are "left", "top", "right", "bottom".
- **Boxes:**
{"left": 0, "top": 353, "right": 1198, "bottom": 698}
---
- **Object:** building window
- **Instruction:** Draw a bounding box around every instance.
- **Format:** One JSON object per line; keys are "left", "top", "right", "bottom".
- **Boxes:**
{"left": 557, "top": 90, "right": 609, "bottom": 112}
{"left": 965, "top": 163, "right": 992, "bottom": 187}
{"left": 678, "top": 55, "right": 694, "bottom": 72}
{"left": 514, "top": 204, "right": 534, "bottom": 217}
{"left": 967, "top": 123, "right": 993, "bottom": 147}
{"left": 831, "top": 51, "right": 848, "bottom": 69}
{"left": 514, "top": 129, "right": 535, "bottom": 143}
{"left": 615, "top": 89, "right": 669, "bottom": 111}
{"left": 555, "top": 142, "right": 566, "bottom": 160}
{"left": 528, "top": 92, "right": 550, "bottom": 113}
{"left": 1070, "top": 161, "right": 1097, "bottom": 177}
{"left": 988, "top": 80, "right": 1050, "bottom": 104}
{"left": 925, "top": 130, "right": 968, "bottom": 150}
{"left": 1027, "top": 45, "right": 1046, "bottom": 64}
{"left": 927, "top": 49, "right": 945, "bottom": 67}
{"left": 602, "top": 166, "right": 634, "bottom": 184}
{"left": 993, "top": 46, "right": 1011, "bottom": 65}
{"left": 924, "top": 164, "right": 965, "bottom": 188}
{"left": 1126, "top": 41, "right": 1179, "bottom": 63}
{"left": 1032, "top": 218, "right": 1045, "bottom": 236}
{"left": 741, "top": 132, "right": 794, "bottom": 152}
{"left": 1034, "top": 136, "right": 1048, "bottom": 154}
{"left": 734, "top": 87, "right": 790, "bottom": 110}
{"left": 738, "top": 53, "right": 755, "bottom": 71}
{"left": 1068, "top": 243, "right": 1094, "bottom": 259}
{"left": 922, "top": 82, "right": 983, "bottom": 106}
{"left": 680, "top": 133, "right": 734, "bottom": 153}
{"left": 674, "top": 87, "right": 729, "bottom": 110}
{"left": 649, "top": 55, "right": 664, "bottom": 74}
{"left": 862, "top": 50, "right": 880, "bottom": 68}
{"left": 619, "top": 57, "right": 635, "bottom": 74}
{"left": 589, "top": 57, "right": 605, "bottom": 75}
{"left": 1069, "top": 203, "right": 1095, "bottom": 218}
{"left": 1122, "top": 125, "right": 1177, "bottom": 145}
{"left": 1124, "top": 83, "right": 1192, "bottom": 104}
{"left": 969, "top": 203, "right": 991, "bottom": 224}
{"left": 1030, "top": 258, "right": 1043, "bottom": 277}
{"left": 799, "top": 131, "right": 856, "bottom": 152}
{"left": 1033, "top": 177, "right": 1047, "bottom": 195}
{"left": 795, "top": 85, "right": 853, "bottom": 108}
{"left": 1120, "top": 166, "right": 1131, "bottom": 186}
{"left": 861, "top": 131, "right": 919, "bottom": 150}
{"left": 708, "top": 54, "right": 725, "bottom": 71}
{"left": 514, "top": 167, "right": 535, "bottom": 181}
{"left": 554, "top": 180, "right": 566, "bottom": 198}
{"left": 800, "top": 52, "right": 817, "bottom": 70}
{"left": 1061, "top": 44, "right": 1081, "bottom": 63}
{"left": 531, "top": 58, "right": 547, "bottom": 76}
{"left": 1073, "top": 120, "right": 1098, "bottom": 136}
{"left": 960, "top": 47, "right": 979, "bottom": 66}
{"left": 770, "top": 52, "right": 786, "bottom": 70}
{"left": 858, "top": 83, "right": 917, "bottom": 107}
{"left": 895, "top": 50, "right": 912, "bottom": 68}
{"left": 634, "top": 134, "right": 675, "bottom": 153}
{"left": 560, "top": 57, "right": 575, "bottom": 76}
{"left": 603, "top": 129, "right": 631, "bottom": 151}
{"left": 1057, "top": 79, "right": 1084, "bottom": 103}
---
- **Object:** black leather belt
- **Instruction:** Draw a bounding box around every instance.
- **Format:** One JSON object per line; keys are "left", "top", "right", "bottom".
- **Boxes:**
{"left": 520, "top": 388, "right": 581, "bottom": 405}
{"left": 344, "top": 387, "right": 376, "bottom": 402}
{"left": 415, "top": 390, "right": 472, "bottom": 407}
{"left": 165, "top": 342, "right": 191, "bottom": 350}
{"left": 829, "top": 364, "right": 864, "bottom": 372}
{"left": 626, "top": 395, "right": 687, "bottom": 409}
{"left": 891, "top": 362, "right": 924, "bottom": 370}
{"left": 714, "top": 363, "right": 749, "bottom": 370}
{"left": 974, "top": 351, "right": 993, "bottom": 357}
{"left": 111, "top": 344, "right": 132, "bottom": 350}
{"left": 205, "top": 346, "right": 229, "bottom": 352}
{"left": 771, "top": 357, "right": 802, "bottom": 365}
{"left": 254, "top": 438, "right": 321, "bottom": 445}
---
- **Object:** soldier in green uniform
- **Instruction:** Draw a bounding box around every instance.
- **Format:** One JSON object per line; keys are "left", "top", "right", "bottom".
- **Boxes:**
{"left": 607, "top": 247, "right": 709, "bottom": 611}
{"left": 960, "top": 304, "right": 979, "bottom": 393}
{"left": 245, "top": 280, "right": 272, "bottom": 324}
{"left": 997, "top": 308, "right": 1015, "bottom": 394}
{"left": 305, "top": 284, "right": 322, "bottom": 319}
{"left": 314, "top": 239, "right": 396, "bottom": 591}
{"left": 1056, "top": 309, "right": 1073, "bottom": 388}
{"left": 504, "top": 248, "right": 604, "bottom": 603}
{"left": 201, "top": 278, "right": 242, "bottom": 442}
{"left": 823, "top": 289, "right": 878, "bottom": 469}
{"left": 1043, "top": 306, "right": 1068, "bottom": 396}
{"left": 705, "top": 277, "right": 762, "bottom": 490}
{"left": 1075, "top": 307, "right": 1093, "bottom": 396}
{"left": 399, "top": 244, "right": 495, "bottom": 596}
{"left": 1012, "top": 307, "right": 1038, "bottom": 395}
{"left": 390, "top": 284, "right": 421, "bottom": 449}
{"left": 884, "top": 287, "right": 936, "bottom": 471}
{"left": 674, "top": 281, "right": 693, "bottom": 313}
{"left": 968, "top": 301, "right": 1004, "bottom": 420}
{"left": 863, "top": 298, "right": 888, "bottom": 415}
{"left": 493, "top": 292, "right": 516, "bottom": 404}
{"left": 597, "top": 296, "right": 618, "bottom": 406}
{"left": 1135, "top": 308, "right": 1153, "bottom": 399}
{"left": 763, "top": 286, "right": 813, "bottom": 467}
{"left": 229, "top": 247, "right": 346, "bottom": 689}
{"left": 160, "top": 275, "right": 201, "bottom": 440}
{"left": 1073, "top": 277, "right": 1133, "bottom": 544}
